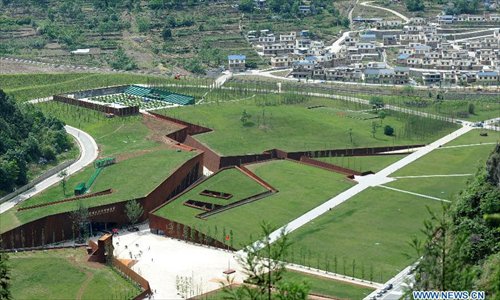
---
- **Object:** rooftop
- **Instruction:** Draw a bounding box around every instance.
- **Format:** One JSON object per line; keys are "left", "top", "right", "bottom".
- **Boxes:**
{"left": 228, "top": 54, "right": 246, "bottom": 60}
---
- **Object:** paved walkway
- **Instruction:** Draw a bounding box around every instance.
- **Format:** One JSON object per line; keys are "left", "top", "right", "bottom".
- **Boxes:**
{"left": 0, "top": 125, "right": 98, "bottom": 213}
{"left": 251, "top": 125, "right": 472, "bottom": 247}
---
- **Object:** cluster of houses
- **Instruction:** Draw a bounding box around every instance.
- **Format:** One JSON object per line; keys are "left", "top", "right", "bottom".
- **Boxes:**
{"left": 437, "top": 13, "right": 500, "bottom": 24}
{"left": 226, "top": 14, "right": 499, "bottom": 86}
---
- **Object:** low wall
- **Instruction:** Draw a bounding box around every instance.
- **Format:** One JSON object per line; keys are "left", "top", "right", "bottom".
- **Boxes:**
{"left": 0, "top": 159, "right": 76, "bottom": 204}
{"left": 112, "top": 257, "right": 152, "bottom": 300}
{"left": 299, "top": 156, "right": 363, "bottom": 176}
{"left": 53, "top": 95, "right": 139, "bottom": 116}
{"left": 184, "top": 135, "right": 222, "bottom": 172}
{"left": 149, "top": 214, "right": 235, "bottom": 251}
{"left": 72, "top": 85, "right": 127, "bottom": 99}
{"left": 149, "top": 112, "right": 212, "bottom": 137}
{"left": 282, "top": 144, "right": 425, "bottom": 160}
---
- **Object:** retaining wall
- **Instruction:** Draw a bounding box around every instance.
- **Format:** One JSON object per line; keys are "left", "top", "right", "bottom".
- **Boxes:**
{"left": 53, "top": 95, "right": 139, "bottom": 116}
{"left": 299, "top": 156, "right": 363, "bottom": 176}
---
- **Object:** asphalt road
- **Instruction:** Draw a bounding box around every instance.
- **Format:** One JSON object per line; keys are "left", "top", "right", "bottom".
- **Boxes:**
{"left": 0, "top": 125, "right": 98, "bottom": 214}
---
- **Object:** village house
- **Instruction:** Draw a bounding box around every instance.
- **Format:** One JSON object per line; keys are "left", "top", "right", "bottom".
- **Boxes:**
{"left": 227, "top": 55, "right": 246, "bottom": 72}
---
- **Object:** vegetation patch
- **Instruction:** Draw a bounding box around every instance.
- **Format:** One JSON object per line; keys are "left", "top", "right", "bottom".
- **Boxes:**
{"left": 314, "top": 154, "right": 407, "bottom": 173}
{"left": 154, "top": 160, "right": 354, "bottom": 248}
{"left": 8, "top": 248, "right": 140, "bottom": 300}
{"left": 159, "top": 96, "right": 456, "bottom": 155}
{"left": 0, "top": 103, "right": 195, "bottom": 233}
{"left": 390, "top": 143, "right": 497, "bottom": 177}
{"left": 284, "top": 187, "right": 443, "bottom": 282}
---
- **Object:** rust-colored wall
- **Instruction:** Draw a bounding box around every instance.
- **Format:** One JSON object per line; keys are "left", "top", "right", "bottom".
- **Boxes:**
{"left": 149, "top": 214, "right": 234, "bottom": 251}
{"left": 53, "top": 95, "right": 139, "bottom": 116}
{"left": 283, "top": 144, "right": 425, "bottom": 160}
{"left": 142, "top": 153, "right": 203, "bottom": 214}
{"left": 112, "top": 257, "right": 152, "bottom": 299}
{"left": 299, "top": 156, "right": 363, "bottom": 176}
{"left": 184, "top": 135, "right": 221, "bottom": 172}
{"left": 149, "top": 112, "right": 212, "bottom": 136}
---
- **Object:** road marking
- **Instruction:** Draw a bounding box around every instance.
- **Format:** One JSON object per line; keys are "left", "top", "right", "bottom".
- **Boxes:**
{"left": 438, "top": 142, "right": 498, "bottom": 149}
{"left": 393, "top": 174, "right": 472, "bottom": 179}
{"left": 378, "top": 185, "right": 451, "bottom": 203}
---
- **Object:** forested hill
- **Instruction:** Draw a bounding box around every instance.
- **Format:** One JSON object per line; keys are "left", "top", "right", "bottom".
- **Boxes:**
{"left": 0, "top": 90, "right": 72, "bottom": 194}
{"left": 413, "top": 144, "right": 500, "bottom": 298}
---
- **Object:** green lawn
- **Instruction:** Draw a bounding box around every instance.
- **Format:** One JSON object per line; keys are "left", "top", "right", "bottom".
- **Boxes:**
{"left": 282, "top": 270, "right": 375, "bottom": 299}
{"left": 315, "top": 154, "right": 407, "bottom": 173}
{"left": 369, "top": 95, "right": 500, "bottom": 122}
{"left": 0, "top": 104, "right": 195, "bottom": 233}
{"left": 152, "top": 167, "right": 268, "bottom": 221}
{"left": 0, "top": 73, "right": 211, "bottom": 102}
{"left": 199, "top": 270, "right": 375, "bottom": 300}
{"left": 8, "top": 248, "right": 140, "bottom": 300}
{"left": 390, "top": 144, "right": 496, "bottom": 177}
{"left": 158, "top": 97, "right": 456, "bottom": 155}
{"left": 385, "top": 176, "right": 471, "bottom": 200}
{"left": 443, "top": 129, "right": 500, "bottom": 147}
{"left": 154, "top": 160, "right": 355, "bottom": 248}
{"left": 284, "top": 187, "right": 443, "bottom": 282}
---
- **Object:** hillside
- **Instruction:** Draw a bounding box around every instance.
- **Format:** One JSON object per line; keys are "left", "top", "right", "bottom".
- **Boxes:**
{"left": 0, "top": 0, "right": 349, "bottom": 74}
{"left": 0, "top": 90, "right": 73, "bottom": 195}
{"left": 412, "top": 144, "right": 500, "bottom": 298}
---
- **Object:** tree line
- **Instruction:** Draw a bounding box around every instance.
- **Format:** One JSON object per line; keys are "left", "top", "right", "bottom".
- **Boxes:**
{"left": 0, "top": 90, "right": 73, "bottom": 194}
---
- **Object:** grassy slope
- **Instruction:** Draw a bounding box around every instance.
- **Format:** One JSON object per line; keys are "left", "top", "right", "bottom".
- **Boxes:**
{"left": 282, "top": 271, "right": 375, "bottom": 299}
{"left": 443, "top": 129, "right": 500, "bottom": 146}
{"left": 384, "top": 130, "right": 498, "bottom": 201}
{"left": 385, "top": 176, "right": 471, "bottom": 200}
{"left": 154, "top": 168, "right": 268, "bottom": 221}
{"left": 8, "top": 248, "right": 139, "bottom": 300}
{"left": 155, "top": 160, "right": 354, "bottom": 248}
{"left": 367, "top": 94, "right": 500, "bottom": 122}
{"left": 315, "top": 154, "right": 407, "bottom": 173}
{"left": 390, "top": 144, "right": 497, "bottom": 176}
{"left": 285, "top": 187, "right": 442, "bottom": 282}
{"left": 0, "top": 103, "right": 194, "bottom": 233}
{"left": 159, "top": 97, "right": 455, "bottom": 155}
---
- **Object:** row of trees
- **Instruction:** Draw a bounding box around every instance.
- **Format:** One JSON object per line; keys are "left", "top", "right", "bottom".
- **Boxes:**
{"left": 405, "top": 0, "right": 482, "bottom": 13}
{"left": 0, "top": 90, "right": 73, "bottom": 194}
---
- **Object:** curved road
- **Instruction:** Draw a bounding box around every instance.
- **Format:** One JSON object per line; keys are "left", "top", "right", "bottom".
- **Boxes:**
{"left": 0, "top": 125, "right": 98, "bottom": 214}
{"left": 360, "top": 1, "right": 410, "bottom": 22}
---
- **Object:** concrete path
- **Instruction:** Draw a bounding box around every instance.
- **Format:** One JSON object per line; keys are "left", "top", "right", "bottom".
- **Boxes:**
{"left": 359, "top": 1, "right": 410, "bottom": 22}
{"left": 251, "top": 125, "right": 473, "bottom": 247}
{"left": 0, "top": 125, "right": 98, "bottom": 213}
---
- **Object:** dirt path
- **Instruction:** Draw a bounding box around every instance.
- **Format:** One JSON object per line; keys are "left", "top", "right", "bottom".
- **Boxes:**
{"left": 76, "top": 269, "right": 94, "bottom": 300}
